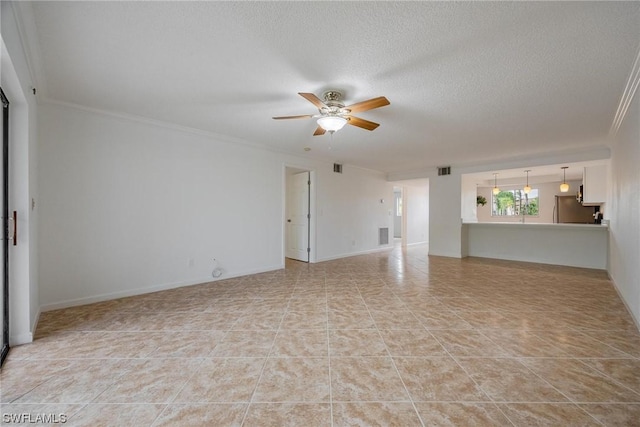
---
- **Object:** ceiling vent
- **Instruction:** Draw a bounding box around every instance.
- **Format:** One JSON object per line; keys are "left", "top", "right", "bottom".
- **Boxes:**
{"left": 333, "top": 163, "right": 343, "bottom": 174}
{"left": 437, "top": 166, "right": 451, "bottom": 176}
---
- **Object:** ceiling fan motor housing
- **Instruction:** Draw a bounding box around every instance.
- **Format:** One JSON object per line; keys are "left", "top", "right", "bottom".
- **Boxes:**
{"left": 322, "top": 91, "right": 346, "bottom": 114}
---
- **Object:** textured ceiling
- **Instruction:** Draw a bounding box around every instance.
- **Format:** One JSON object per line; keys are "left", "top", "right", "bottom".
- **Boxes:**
{"left": 25, "top": 1, "right": 640, "bottom": 174}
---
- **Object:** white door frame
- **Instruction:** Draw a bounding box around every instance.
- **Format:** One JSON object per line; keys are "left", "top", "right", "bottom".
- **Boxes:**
{"left": 283, "top": 165, "right": 316, "bottom": 263}
{"left": 1, "top": 34, "right": 33, "bottom": 347}
{"left": 401, "top": 186, "right": 408, "bottom": 247}
{"left": 1, "top": 87, "right": 9, "bottom": 366}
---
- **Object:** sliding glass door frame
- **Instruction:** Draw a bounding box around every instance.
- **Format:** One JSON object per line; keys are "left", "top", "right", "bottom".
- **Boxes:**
{"left": 1, "top": 86, "right": 10, "bottom": 367}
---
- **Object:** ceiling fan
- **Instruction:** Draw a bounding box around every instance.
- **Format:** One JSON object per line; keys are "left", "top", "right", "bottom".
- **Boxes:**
{"left": 273, "top": 91, "right": 390, "bottom": 136}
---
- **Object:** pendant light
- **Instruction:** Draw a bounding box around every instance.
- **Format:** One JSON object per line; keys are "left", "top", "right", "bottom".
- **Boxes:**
{"left": 492, "top": 173, "right": 500, "bottom": 195}
{"left": 523, "top": 170, "right": 531, "bottom": 194}
{"left": 560, "top": 166, "right": 569, "bottom": 192}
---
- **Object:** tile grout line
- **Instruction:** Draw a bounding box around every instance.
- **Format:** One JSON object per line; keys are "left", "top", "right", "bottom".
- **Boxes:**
{"left": 571, "top": 357, "right": 640, "bottom": 400}
{"left": 147, "top": 356, "right": 208, "bottom": 427}
{"left": 426, "top": 328, "right": 517, "bottom": 427}
{"left": 357, "top": 276, "right": 426, "bottom": 427}
{"left": 512, "top": 356, "right": 607, "bottom": 426}
{"left": 325, "top": 272, "right": 334, "bottom": 427}
{"left": 238, "top": 272, "right": 297, "bottom": 426}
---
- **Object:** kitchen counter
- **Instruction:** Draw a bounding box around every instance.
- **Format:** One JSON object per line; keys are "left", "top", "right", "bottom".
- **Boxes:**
{"left": 466, "top": 221, "right": 608, "bottom": 229}
{"left": 462, "top": 222, "right": 608, "bottom": 269}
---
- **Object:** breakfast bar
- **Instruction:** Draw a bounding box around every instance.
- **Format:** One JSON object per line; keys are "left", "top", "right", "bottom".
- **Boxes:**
{"left": 462, "top": 222, "right": 609, "bottom": 270}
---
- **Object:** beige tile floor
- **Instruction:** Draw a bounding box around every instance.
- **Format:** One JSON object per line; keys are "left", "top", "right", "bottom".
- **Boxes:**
{"left": 2, "top": 244, "right": 640, "bottom": 426}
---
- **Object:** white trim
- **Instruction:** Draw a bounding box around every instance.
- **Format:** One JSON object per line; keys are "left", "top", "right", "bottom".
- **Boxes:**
{"left": 315, "top": 246, "right": 392, "bottom": 263}
{"left": 609, "top": 274, "right": 640, "bottom": 333}
{"left": 39, "top": 264, "right": 284, "bottom": 312}
{"left": 283, "top": 164, "right": 317, "bottom": 264}
{"left": 406, "top": 241, "right": 428, "bottom": 247}
{"left": 10, "top": 332, "right": 33, "bottom": 347}
{"left": 429, "top": 251, "right": 464, "bottom": 259}
{"left": 41, "top": 98, "right": 284, "bottom": 154}
{"left": 41, "top": 99, "right": 390, "bottom": 179}
{"left": 25, "top": 308, "right": 41, "bottom": 344}
{"left": 611, "top": 44, "right": 640, "bottom": 136}
{"left": 6, "top": 1, "right": 43, "bottom": 98}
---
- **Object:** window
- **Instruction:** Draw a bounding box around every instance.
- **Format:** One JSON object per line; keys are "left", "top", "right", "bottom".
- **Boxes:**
{"left": 492, "top": 189, "right": 539, "bottom": 216}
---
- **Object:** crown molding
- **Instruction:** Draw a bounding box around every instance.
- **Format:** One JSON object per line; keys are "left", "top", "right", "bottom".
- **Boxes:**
{"left": 611, "top": 44, "right": 640, "bottom": 136}
{"left": 40, "top": 97, "right": 288, "bottom": 154}
{"left": 7, "top": 1, "right": 47, "bottom": 99}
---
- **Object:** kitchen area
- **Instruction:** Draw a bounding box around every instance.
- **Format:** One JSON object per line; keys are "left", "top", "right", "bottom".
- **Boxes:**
{"left": 462, "top": 163, "right": 609, "bottom": 270}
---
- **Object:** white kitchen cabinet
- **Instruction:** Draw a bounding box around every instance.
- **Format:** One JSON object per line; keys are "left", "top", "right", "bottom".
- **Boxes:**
{"left": 582, "top": 165, "right": 607, "bottom": 205}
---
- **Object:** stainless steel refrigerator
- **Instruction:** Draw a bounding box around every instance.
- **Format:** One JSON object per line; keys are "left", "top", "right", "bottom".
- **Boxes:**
{"left": 554, "top": 195, "right": 595, "bottom": 224}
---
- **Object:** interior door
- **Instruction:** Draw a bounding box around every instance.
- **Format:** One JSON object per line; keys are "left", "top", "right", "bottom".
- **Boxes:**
{"left": 286, "top": 171, "right": 310, "bottom": 262}
{"left": 1, "top": 87, "right": 9, "bottom": 366}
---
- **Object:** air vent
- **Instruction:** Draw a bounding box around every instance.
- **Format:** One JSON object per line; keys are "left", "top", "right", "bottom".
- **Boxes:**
{"left": 437, "top": 166, "right": 451, "bottom": 176}
{"left": 379, "top": 227, "right": 389, "bottom": 245}
{"left": 333, "top": 163, "right": 343, "bottom": 174}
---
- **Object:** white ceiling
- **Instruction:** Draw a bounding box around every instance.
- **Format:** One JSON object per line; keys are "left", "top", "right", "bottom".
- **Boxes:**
{"left": 23, "top": 1, "right": 640, "bottom": 176}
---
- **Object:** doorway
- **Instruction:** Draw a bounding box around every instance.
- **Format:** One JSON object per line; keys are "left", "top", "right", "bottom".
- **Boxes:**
{"left": 391, "top": 180, "right": 429, "bottom": 249}
{"left": 285, "top": 167, "right": 313, "bottom": 263}
{"left": 1, "top": 87, "right": 9, "bottom": 366}
{"left": 393, "top": 187, "right": 403, "bottom": 239}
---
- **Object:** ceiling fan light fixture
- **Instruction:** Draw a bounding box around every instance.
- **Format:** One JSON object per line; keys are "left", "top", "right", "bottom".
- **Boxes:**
{"left": 317, "top": 116, "right": 347, "bottom": 132}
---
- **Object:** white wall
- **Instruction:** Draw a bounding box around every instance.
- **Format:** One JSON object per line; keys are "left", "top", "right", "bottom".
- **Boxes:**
{"left": 476, "top": 179, "right": 584, "bottom": 223}
{"left": 404, "top": 184, "right": 429, "bottom": 246}
{"left": 429, "top": 173, "right": 462, "bottom": 257}
{"left": 461, "top": 174, "right": 478, "bottom": 223}
{"left": 37, "top": 102, "right": 393, "bottom": 309}
{"left": 38, "top": 103, "right": 282, "bottom": 308}
{"left": 314, "top": 162, "right": 393, "bottom": 261}
{"left": 1, "top": 1, "right": 40, "bottom": 345}
{"left": 609, "top": 86, "right": 640, "bottom": 328}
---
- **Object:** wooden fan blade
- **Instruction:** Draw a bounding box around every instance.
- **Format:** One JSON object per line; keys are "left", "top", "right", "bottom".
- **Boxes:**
{"left": 299, "top": 92, "right": 327, "bottom": 109}
{"left": 344, "top": 96, "right": 390, "bottom": 113}
{"left": 272, "top": 114, "right": 314, "bottom": 120}
{"left": 347, "top": 116, "right": 380, "bottom": 131}
{"left": 313, "top": 126, "right": 326, "bottom": 136}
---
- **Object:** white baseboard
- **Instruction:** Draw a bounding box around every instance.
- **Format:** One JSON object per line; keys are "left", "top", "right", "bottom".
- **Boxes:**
{"left": 315, "top": 246, "right": 392, "bottom": 263}
{"left": 31, "top": 308, "right": 40, "bottom": 338}
{"left": 10, "top": 332, "right": 33, "bottom": 346}
{"left": 428, "top": 250, "right": 464, "bottom": 259}
{"left": 8, "top": 309, "right": 39, "bottom": 346}
{"left": 39, "top": 264, "right": 284, "bottom": 312}
{"left": 406, "top": 241, "right": 428, "bottom": 247}
{"left": 608, "top": 272, "right": 640, "bottom": 333}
